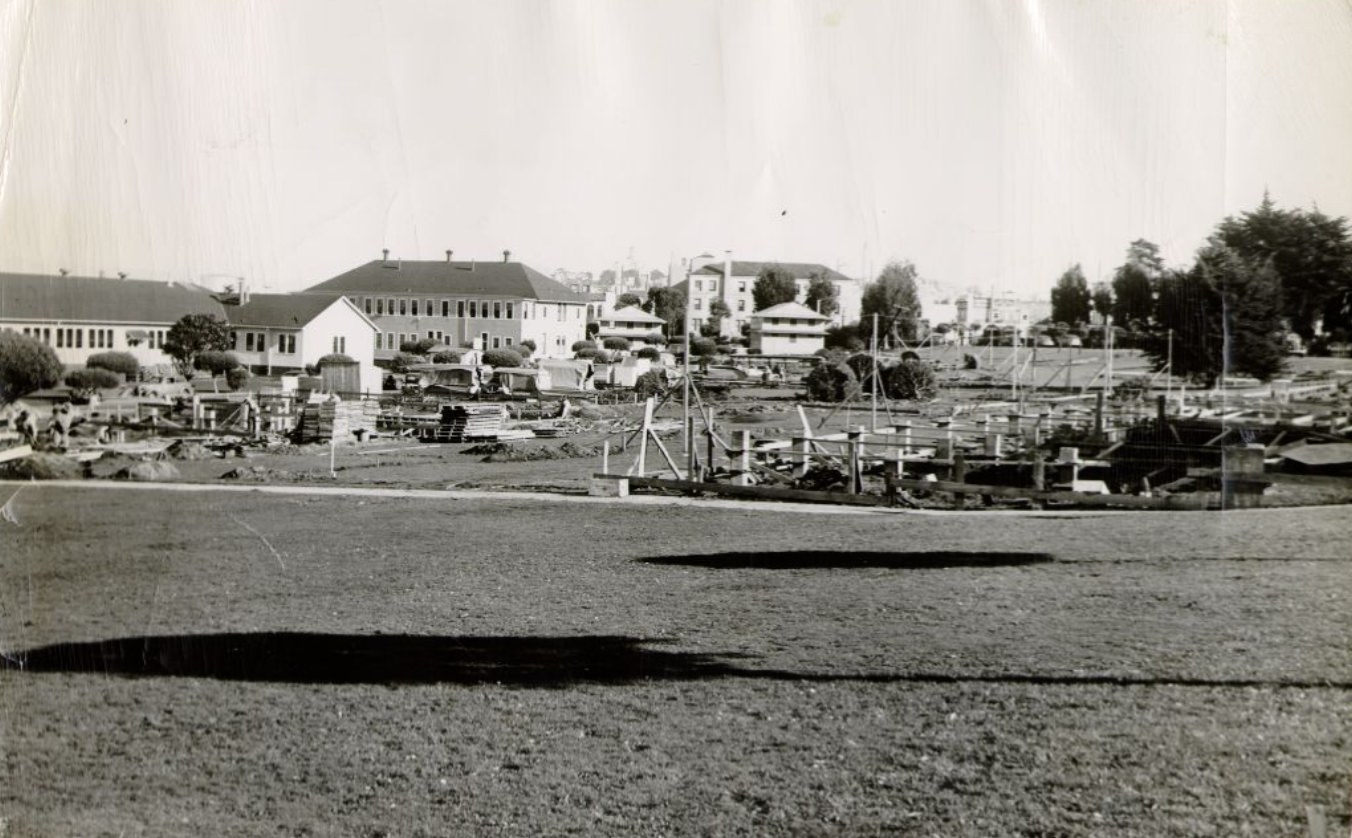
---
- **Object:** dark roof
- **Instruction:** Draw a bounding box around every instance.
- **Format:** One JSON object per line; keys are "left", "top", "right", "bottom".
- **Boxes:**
{"left": 224, "top": 294, "right": 358, "bottom": 328}
{"left": 305, "top": 260, "right": 586, "bottom": 303}
{"left": 0, "top": 272, "right": 225, "bottom": 324}
{"left": 691, "top": 261, "right": 853, "bottom": 283}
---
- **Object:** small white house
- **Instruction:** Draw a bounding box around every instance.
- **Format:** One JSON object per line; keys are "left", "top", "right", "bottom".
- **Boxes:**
{"left": 591, "top": 304, "right": 667, "bottom": 345}
{"left": 224, "top": 294, "right": 380, "bottom": 393}
{"left": 748, "top": 301, "right": 830, "bottom": 356}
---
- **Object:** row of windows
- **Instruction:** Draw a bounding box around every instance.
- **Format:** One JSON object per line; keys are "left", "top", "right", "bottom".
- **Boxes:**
{"left": 378, "top": 332, "right": 517, "bottom": 351}
{"left": 233, "top": 331, "right": 298, "bottom": 354}
{"left": 19, "top": 326, "right": 162, "bottom": 349}
{"left": 691, "top": 299, "right": 748, "bottom": 312}
{"left": 360, "top": 296, "right": 582, "bottom": 323}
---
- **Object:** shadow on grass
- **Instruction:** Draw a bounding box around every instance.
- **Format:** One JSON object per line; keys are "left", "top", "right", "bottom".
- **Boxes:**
{"left": 4, "top": 633, "right": 1344, "bottom": 689}
{"left": 636, "top": 551, "right": 1056, "bottom": 570}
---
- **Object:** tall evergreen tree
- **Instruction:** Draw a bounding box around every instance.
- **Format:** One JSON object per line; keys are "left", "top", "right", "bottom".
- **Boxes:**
{"left": 861, "top": 261, "right": 923, "bottom": 348}
{"left": 752, "top": 264, "right": 800, "bottom": 311}
{"left": 1050, "top": 264, "right": 1092, "bottom": 326}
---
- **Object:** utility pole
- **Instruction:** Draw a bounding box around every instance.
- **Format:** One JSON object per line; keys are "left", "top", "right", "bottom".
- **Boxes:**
{"left": 870, "top": 313, "right": 879, "bottom": 430}
{"left": 682, "top": 262, "right": 692, "bottom": 461}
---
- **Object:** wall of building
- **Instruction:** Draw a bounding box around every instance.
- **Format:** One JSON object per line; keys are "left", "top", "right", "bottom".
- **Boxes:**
{"left": 2, "top": 321, "right": 177, "bottom": 369}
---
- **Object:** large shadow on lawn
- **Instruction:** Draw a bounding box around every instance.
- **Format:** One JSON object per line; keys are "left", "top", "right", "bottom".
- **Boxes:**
{"left": 2, "top": 633, "right": 1345, "bottom": 689}
{"left": 636, "top": 550, "right": 1055, "bottom": 570}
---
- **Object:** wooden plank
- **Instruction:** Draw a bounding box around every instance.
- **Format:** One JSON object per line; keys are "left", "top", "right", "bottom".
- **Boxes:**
{"left": 887, "top": 477, "right": 1189, "bottom": 509}
{"left": 613, "top": 475, "right": 895, "bottom": 507}
{"left": 0, "top": 445, "right": 34, "bottom": 463}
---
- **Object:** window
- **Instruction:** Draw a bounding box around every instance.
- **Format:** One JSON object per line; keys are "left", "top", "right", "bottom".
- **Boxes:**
{"left": 278, "top": 334, "right": 295, "bottom": 354}
{"left": 42, "top": 328, "right": 50, "bottom": 344}
{"left": 76, "top": 329, "right": 83, "bottom": 348}
{"left": 398, "top": 298, "right": 407, "bottom": 316}
{"left": 558, "top": 305, "right": 565, "bottom": 322}
{"left": 493, "top": 301, "right": 502, "bottom": 319}
{"left": 56, "top": 329, "right": 64, "bottom": 348}
{"left": 468, "top": 301, "right": 477, "bottom": 318}
{"left": 387, "top": 298, "right": 395, "bottom": 315}
{"left": 789, "top": 334, "right": 798, "bottom": 343}
{"left": 481, "top": 301, "right": 489, "bottom": 320}
{"left": 694, "top": 280, "right": 702, "bottom": 291}
{"left": 738, "top": 281, "right": 746, "bottom": 293}
{"left": 540, "top": 305, "right": 549, "bottom": 320}
{"left": 693, "top": 299, "right": 702, "bottom": 310}
{"left": 492, "top": 336, "right": 501, "bottom": 349}
{"left": 505, "top": 302, "right": 514, "bottom": 319}
{"left": 457, "top": 300, "right": 466, "bottom": 318}
{"left": 504, "top": 337, "right": 513, "bottom": 347}
{"left": 363, "top": 297, "right": 372, "bottom": 315}
{"left": 246, "top": 333, "right": 255, "bottom": 351}
{"left": 333, "top": 336, "right": 346, "bottom": 354}
{"left": 522, "top": 303, "right": 531, "bottom": 319}
{"left": 738, "top": 300, "right": 746, "bottom": 312}
{"left": 376, "top": 298, "right": 384, "bottom": 316}
{"left": 441, "top": 300, "right": 450, "bottom": 318}
{"left": 411, "top": 299, "right": 419, "bottom": 317}
{"left": 425, "top": 299, "right": 432, "bottom": 317}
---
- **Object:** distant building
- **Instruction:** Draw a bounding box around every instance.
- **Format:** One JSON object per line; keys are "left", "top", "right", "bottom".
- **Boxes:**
{"left": 591, "top": 304, "right": 667, "bottom": 346}
{"left": 223, "top": 293, "right": 380, "bottom": 392}
{"left": 305, "top": 251, "right": 589, "bottom": 360}
{"left": 748, "top": 301, "right": 830, "bottom": 356}
{"left": 674, "top": 256, "right": 859, "bottom": 338}
{"left": 0, "top": 271, "right": 225, "bottom": 368}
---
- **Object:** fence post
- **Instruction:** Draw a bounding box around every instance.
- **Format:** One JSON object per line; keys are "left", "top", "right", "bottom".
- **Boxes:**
{"left": 736, "top": 430, "right": 752, "bottom": 486}
{"left": 847, "top": 426, "right": 863, "bottom": 494}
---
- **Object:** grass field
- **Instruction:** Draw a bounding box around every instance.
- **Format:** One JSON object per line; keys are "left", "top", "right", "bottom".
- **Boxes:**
{"left": 2, "top": 482, "right": 1349, "bottom": 836}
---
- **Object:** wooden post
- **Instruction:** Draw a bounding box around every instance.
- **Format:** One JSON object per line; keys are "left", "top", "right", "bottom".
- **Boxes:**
{"left": 1094, "top": 391, "right": 1105, "bottom": 440}
{"left": 794, "top": 437, "right": 811, "bottom": 478}
{"left": 900, "top": 422, "right": 912, "bottom": 456}
{"left": 847, "top": 427, "right": 863, "bottom": 494}
{"left": 636, "top": 397, "right": 653, "bottom": 477}
{"left": 952, "top": 451, "right": 967, "bottom": 509}
{"left": 894, "top": 447, "right": 905, "bottom": 478}
{"left": 1032, "top": 456, "right": 1045, "bottom": 490}
{"left": 736, "top": 430, "right": 752, "bottom": 486}
{"left": 706, "top": 427, "right": 716, "bottom": 479}
{"left": 601, "top": 440, "right": 609, "bottom": 475}
{"left": 1156, "top": 394, "right": 1167, "bottom": 424}
{"left": 686, "top": 416, "right": 697, "bottom": 478}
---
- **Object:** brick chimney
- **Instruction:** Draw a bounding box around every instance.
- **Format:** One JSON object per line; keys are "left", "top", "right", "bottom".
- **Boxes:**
{"left": 503, "top": 249, "right": 512, "bottom": 263}
{"left": 446, "top": 249, "right": 453, "bottom": 263}
{"left": 382, "top": 248, "right": 389, "bottom": 262}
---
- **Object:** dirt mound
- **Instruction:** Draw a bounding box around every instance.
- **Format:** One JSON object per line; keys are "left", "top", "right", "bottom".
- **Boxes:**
{"left": 572, "top": 403, "right": 620, "bottom": 421}
{"left": 220, "top": 465, "right": 292, "bottom": 481}
{"left": 167, "top": 441, "right": 212, "bottom": 460}
{"left": 0, "top": 453, "right": 85, "bottom": 481}
{"left": 465, "top": 441, "right": 603, "bottom": 463}
{"left": 114, "top": 461, "right": 181, "bottom": 482}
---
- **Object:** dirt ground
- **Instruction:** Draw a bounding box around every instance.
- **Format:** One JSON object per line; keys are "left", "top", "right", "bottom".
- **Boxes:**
{"left": 1, "top": 482, "right": 1349, "bottom": 836}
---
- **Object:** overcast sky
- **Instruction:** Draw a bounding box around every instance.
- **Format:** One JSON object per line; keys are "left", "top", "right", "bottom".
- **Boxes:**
{"left": 1, "top": 0, "right": 1349, "bottom": 297}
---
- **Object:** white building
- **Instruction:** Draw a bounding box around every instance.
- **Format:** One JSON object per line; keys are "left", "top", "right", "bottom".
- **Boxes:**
{"left": 748, "top": 301, "right": 830, "bottom": 356}
{"left": 674, "top": 256, "right": 859, "bottom": 338}
{"left": 224, "top": 294, "right": 380, "bottom": 392}
{"left": 0, "top": 271, "right": 225, "bottom": 368}
{"left": 590, "top": 304, "right": 667, "bottom": 346}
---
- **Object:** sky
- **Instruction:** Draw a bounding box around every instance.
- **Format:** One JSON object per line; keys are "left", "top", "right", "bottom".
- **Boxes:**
{"left": 1, "top": 0, "right": 1349, "bottom": 299}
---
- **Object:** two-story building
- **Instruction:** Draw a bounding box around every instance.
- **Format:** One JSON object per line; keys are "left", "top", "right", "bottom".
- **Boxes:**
{"left": 674, "top": 256, "right": 859, "bottom": 338}
{"left": 590, "top": 304, "right": 667, "bottom": 346}
{"left": 748, "top": 302, "right": 830, "bottom": 356}
{"left": 305, "top": 251, "right": 589, "bottom": 360}
{"left": 223, "top": 293, "right": 380, "bottom": 392}
{"left": 0, "top": 271, "right": 225, "bottom": 369}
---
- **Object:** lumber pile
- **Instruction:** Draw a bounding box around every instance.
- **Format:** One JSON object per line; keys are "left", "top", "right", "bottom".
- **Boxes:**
{"left": 419, "top": 404, "right": 507, "bottom": 443}
{"left": 294, "top": 397, "right": 378, "bottom": 443}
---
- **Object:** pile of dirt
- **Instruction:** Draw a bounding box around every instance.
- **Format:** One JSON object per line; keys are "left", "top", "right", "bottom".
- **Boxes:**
{"left": 166, "top": 440, "right": 212, "bottom": 460}
{"left": 0, "top": 453, "right": 85, "bottom": 481}
{"left": 464, "top": 441, "right": 603, "bottom": 463}
{"left": 114, "top": 461, "right": 181, "bottom": 482}
{"left": 220, "top": 465, "right": 292, "bottom": 481}
{"left": 571, "top": 403, "right": 621, "bottom": 421}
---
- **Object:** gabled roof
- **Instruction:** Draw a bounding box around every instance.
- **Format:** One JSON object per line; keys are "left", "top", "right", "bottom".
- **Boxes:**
{"left": 596, "top": 304, "right": 666, "bottom": 324}
{"left": 0, "top": 272, "right": 225, "bottom": 324}
{"left": 306, "top": 259, "right": 586, "bottom": 303}
{"left": 692, "top": 261, "right": 853, "bottom": 283}
{"left": 224, "top": 293, "right": 374, "bottom": 330}
{"left": 752, "top": 301, "right": 831, "bottom": 320}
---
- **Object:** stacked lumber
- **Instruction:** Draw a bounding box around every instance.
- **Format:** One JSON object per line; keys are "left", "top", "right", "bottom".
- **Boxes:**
{"left": 418, "top": 404, "right": 507, "bottom": 443}
{"left": 294, "top": 398, "right": 378, "bottom": 443}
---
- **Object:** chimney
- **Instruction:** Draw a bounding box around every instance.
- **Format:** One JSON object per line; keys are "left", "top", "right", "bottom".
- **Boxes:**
{"left": 382, "top": 248, "right": 390, "bottom": 262}
{"left": 503, "top": 249, "right": 512, "bottom": 263}
{"left": 446, "top": 249, "right": 453, "bottom": 263}
{"left": 59, "top": 268, "right": 69, "bottom": 276}
{"left": 118, "top": 272, "right": 127, "bottom": 280}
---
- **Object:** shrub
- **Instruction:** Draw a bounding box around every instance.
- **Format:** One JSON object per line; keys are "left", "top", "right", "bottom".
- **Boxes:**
{"left": 195, "top": 350, "right": 240, "bottom": 376}
{"left": 642, "top": 332, "right": 665, "bottom": 346}
{"left": 691, "top": 337, "right": 718, "bottom": 357}
{"left": 804, "top": 363, "right": 860, "bottom": 402}
{"left": 64, "top": 368, "right": 122, "bottom": 393}
{"left": 317, "top": 353, "right": 355, "bottom": 366}
{"left": 163, "top": 313, "right": 231, "bottom": 380}
{"left": 571, "top": 340, "right": 597, "bottom": 353}
{"left": 389, "top": 353, "right": 422, "bottom": 373}
{"left": 86, "top": 351, "right": 140, "bottom": 377}
{"left": 0, "top": 332, "right": 63, "bottom": 404}
{"left": 400, "top": 338, "right": 438, "bottom": 354}
{"left": 845, "top": 353, "right": 880, "bottom": 382}
{"left": 226, "top": 367, "right": 251, "bottom": 391}
{"left": 517, "top": 339, "right": 537, "bottom": 356}
{"left": 633, "top": 370, "right": 668, "bottom": 400}
{"left": 481, "top": 348, "right": 524, "bottom": 368}
{"left": 882, "top": 359, "right": 937, "bottom": 400}
{"left": 602, "top": 336, "right": 631, "bottom": 351}
{"left": 431, "top": 350, "right": 462, "bottom": 364}
{"left": 635, "top": 346, "right": 661, "bottom": 361}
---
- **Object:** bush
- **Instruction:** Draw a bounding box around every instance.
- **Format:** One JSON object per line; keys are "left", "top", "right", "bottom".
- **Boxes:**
{"left": 64, "top": 368, "right": 122, "bottom": 393}
{"left": 86, "top": 351, "right": 140, "bottom": 377}
{"left": 824, "top": 323, "right": 866, "bottom": 353}
{"left": 226, "top": 367, "right": 251, "bottom": 391}
{"left": 602, "top": 336, "right": 631, "bottom": 351}
{"left": 845, "top": 353, "right": 880, "bottom": 382}
{"left": 481, "top": 348, "right": 524, "bottom": 368}
{"left": 635, "top": 346, "right": 661, "bottom": 361}
{"left": 0, "top": 331, "right": 63, "bottom": 404}
{"left": 400, "top": 338, "right": 438, "bottom": 354}
{"left": 571, "top": 340, "right": 597, "bottom": 353}
{"left": 882, "top": 359, "right": 937, "bottom": 400}
{"left": 633, "top": 370, "right": 668, "bottom": 400}
{"left": 691, "top": 337, "right": 718, "bottom": 357}
{"left": 431, "top": 350, "right": 462, "bottom": 364}
{"left": 642, "top": 333, "right": 665, "bottom": 346}
{"left": 574, "top": 348, "right": 611, "bottom": 362}
{"left": 389, "top": 353, "right": 422, "bottom": 373}
{"left": 804, "top": 363, "right": 860, "bottom": 402}
{"left": 517, "top": 339, "right": 537, "bottom": 356}
{"left": 195, "top": 350, "right": 240, "bottom": 376}
{"left": 317, "top": 353, "right": 355, "bottom": 366}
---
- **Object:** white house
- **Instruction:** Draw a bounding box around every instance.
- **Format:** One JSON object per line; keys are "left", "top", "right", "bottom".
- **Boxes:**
{"left": 305, "top": 250, "right": 589, "bottom": 360}
{"left": 674, "top": 256, "right": 859, "bottom": 338}
{"left": 748, "top": 302, "right": 830, "bottom": 356}
{"left": 0, "top": 271, "right": 226, "bottom": 368}
{"left": 590, "top": 304, "right": 667, "bottom": 346}
{"left": 224, "top": 294, "right": 380, "bottom": 392}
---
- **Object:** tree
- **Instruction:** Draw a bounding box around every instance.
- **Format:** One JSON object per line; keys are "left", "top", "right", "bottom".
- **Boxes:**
{"left": 804, "top": 273, "right": 840, "bottom": 317}
{"left": 64, "top": 368, "right": 121, "bottom": 396}
{"left": 703, "top": 298, "right": 731, "bottom": 337}
{"left": 1050, "top": 264, "right": 1092, "bottom": 326}
{"left": 861, "top": 261, "right": 923, "bottom": 348}
{"left": 1211, "top": 194, "right": 1352, "bottom": 338}
{"left": 883, "top": 359, "right": 938, "bottom": 400}
{"left": 803, "top": 362, "right": 860, "bottom": 402}
{"left": 226, "top": 367, "right": 251, "bottom": 391}
{"left": 162, "top": 313, "right": 230, "bottom": 380}
{"left": 599, "top": 268, "right": 617, "bottom": 286}
{"left": 690, "top": 337, "right": 718, "bottom": 357}
{"left": 481, "top": 348, "right": 524, "bottom": 368}
{"left": 194, "top": 351, "right": 240, "bottom": 376}
{"left": 317, "top": 353, "right": 355, "bottom": 366}
{"left": 431, "top": 350, "right": 462, "bottom": 364}
{"left": 644, "top": 287, "right": 687, "bottom": 337}
{"left": 400, "top": 338, "right": 438, "bottom": 354}
{"left": 1145, "top": 245, "right": 1286, "bottom": 386}
{"left": 616, "top": 293, "right": 642, "bottom": 309}
{"left": 752, "top": 264, "right": 799, "bottom": 311}
{"left": 86, "top": 351, "right": 140, "bottom": 378}
{"left": 633, "top": 369, "right": 667, "bottom": 399}
{"left": 389, "top": 353, "right": 421, "bottom": 373}
{"left": 1110, "top": 239, "right": 1163, "bottom": 328}
{"left": 1091, "top": 283, "right": 1114, "bottom": 325}
{"left": 0, "top": 332, "right": 63, "bottom": 404}
{"left": 572, "top": 340, "right": 596, "bottom": 353}
{"left": 517, "top": 339, "right": 536, "bottom": 357}
{"left": 602, "top": 337, "right": 632, "bottom": 351}
{"left": 635, "top": 346, "right": 661, "bottom": 361}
